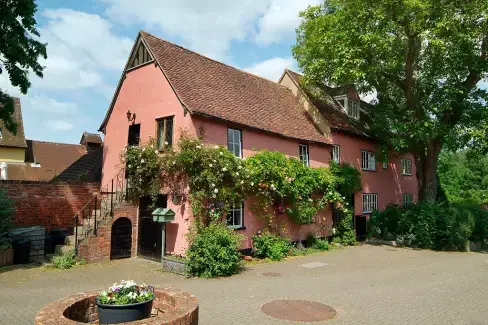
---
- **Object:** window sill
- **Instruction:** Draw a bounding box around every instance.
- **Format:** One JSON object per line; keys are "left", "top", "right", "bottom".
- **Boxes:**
{"left": 401, "top": 173, "right": 412, "bottom": 176}
{"left": 361, "top": 169, "right": 377, "bottom": 172}
{"left": 228, "top": 226, "right": 246, "bottom": 231}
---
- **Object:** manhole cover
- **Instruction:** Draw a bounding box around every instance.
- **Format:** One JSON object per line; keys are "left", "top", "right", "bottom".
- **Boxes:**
{"left": 299, "top": 262, "right": 328, "bottom": 269}
{"left": 262, "top": 272, "right": 281, "bottom": 277}
{"left": 261, "top": 300, "right": 336, "bottom": 322}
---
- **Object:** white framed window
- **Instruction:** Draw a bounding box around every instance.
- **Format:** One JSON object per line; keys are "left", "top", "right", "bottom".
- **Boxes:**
{"left": 401, "top": 158, "right": 412, "bottom": 175}
{"left": 382, "top": 161, "right": 388, "bottom": 169}
{"left": 362, "top": 193, "right": 378, "bottom": 214}
{"left": 227, "top": 202, "right": 244, "bottom": 229}
{"left": 0, "top": 127, "right": 3, "bottom": 138}
{"left": 227, "top": 128, "right": 242, "bottom": 158}
{"left": 332, "top": 145, "right": 340, "bottom": 163}
{"left": 361, "top": 150, "right": 376, "bottom": 171}
{"left": 299, "top": 144, "right": 309, "bottom": 167}
{"left": 334, "top": 96, "right": 360, "bottom": 120}
{"left": 403, "top": 193, "right": 413, "bottom": 205}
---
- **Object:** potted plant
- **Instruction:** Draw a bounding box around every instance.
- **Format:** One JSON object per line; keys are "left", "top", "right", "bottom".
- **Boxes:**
{"left": 96, "top": 280, "right": 155, "bottom": 324}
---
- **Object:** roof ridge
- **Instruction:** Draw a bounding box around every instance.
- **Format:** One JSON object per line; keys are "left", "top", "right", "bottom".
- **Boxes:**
{"left": 28, "top": 139, "right": 85, "bottom": 147}
{"left": 140, "top": 30, "right": 289, "bottom": 86}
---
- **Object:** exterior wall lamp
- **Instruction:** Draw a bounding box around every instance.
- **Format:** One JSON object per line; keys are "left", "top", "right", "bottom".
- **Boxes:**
{"left": 126, "top": 110, "right": 136, "bottom": 122}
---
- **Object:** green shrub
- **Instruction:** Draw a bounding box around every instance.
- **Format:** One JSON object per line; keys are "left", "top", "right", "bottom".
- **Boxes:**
{"left": 252, "top": 229, "right": 291, "bottom": 261}
{"left": 313, "top": 239, "right": 329, "bottom": 251}
{"left": 368, "top": 202, "right": 484, "bottom": 251}
{"left": 0, "top": 189, "right": 14, "bottom": 235}
{"left": 52, "top": 251, "right": 78, "bottom": 269}
{"left": 186, "top": 222, "right": 243, "bottom": 278}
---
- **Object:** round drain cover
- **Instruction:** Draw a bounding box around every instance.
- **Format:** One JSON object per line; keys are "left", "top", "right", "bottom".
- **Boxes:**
{"left": 261, "top": 300, "right": 336, "bottom": 322}
{"left": 262, "top": 272, "right": 281, "bottom": 277}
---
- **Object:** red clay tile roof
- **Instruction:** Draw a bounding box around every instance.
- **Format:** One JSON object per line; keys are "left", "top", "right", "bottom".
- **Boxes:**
{"left": 80, "top": 132, "right": 103, "bottom": 145}
{"left": 0, "top": 97, "right": 27, "bottom": 148}
{"left": 286, "top": 70, "right": 372, "bottom": 138}
{"left": 100, "top": 31, "right": 331, "bottom": 145}
{"left": 7, "top": 140, "right": 101, "bottom": 182}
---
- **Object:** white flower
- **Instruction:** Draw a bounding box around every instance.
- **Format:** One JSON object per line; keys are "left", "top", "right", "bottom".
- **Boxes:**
{"left": 128, "top": 165, "right": 131, "bottom": 168}
{"left": 213, "top": 160, "right": 217, "bottom": 163}
{"left": 236, "top": 172, "right": 239, "bottom": 176}
{"left": 212, "top": 194, "right": 216, "bottom": 198}
{"left": 209, "top": 164, "right": 213, "bottom": 167}
{"left": 173, "top": 161, "right": 176, "bottom": 165}
{"left": 220, "top": 152, "right": 223, "bottom": 155}
{"left": 141, "top": 159, "right": 145, "bottom": 163}
{"left": 214, "top": 188, "right": 219, "bottom": 193}
{"left": 222, "top": 167, "right": 227, "bottom": 172}
{"left": 155, "top": 150, "right": 158, "bottom": 154}
{"left": 196, "top": 145, "right": 201, "bottom": 149}
{"left": 164, "top": 141, "right": 169, "bottom": 145}
{"left": 241, "top": 180, "right": 244, "bottom": 184}
{"left": 238, "top": 166, "right": 242, "bottom": 169}
{"left": 214, "top": 145, "right": 219, "bottom": 149}
{"left": 101, "top": 290, "right": 108, "bottom": 297}
{"left": 251, "top": 182, "right": 254, "bottom": 186}
{"left": 211, "top": 183, "right": 215, "bottom": 187}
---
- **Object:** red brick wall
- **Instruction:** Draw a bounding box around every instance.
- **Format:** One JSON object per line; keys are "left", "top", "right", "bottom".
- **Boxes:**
{"left": 77, "top": 203, "right": 138, "bottom": 262}
{"left": 0, "top": 181, "right": 100, "bottom": 231}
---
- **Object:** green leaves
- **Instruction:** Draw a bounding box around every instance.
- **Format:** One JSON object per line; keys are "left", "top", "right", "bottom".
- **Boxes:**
{"left": 0, "top": 0, "right": 47, "bottom": 132}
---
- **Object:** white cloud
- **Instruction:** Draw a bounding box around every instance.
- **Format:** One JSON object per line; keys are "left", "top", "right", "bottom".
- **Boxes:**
{"left": 27, "top": 96, "right": 78, "bottom": 115}
{"left": 45, "top": 120, "right": 74, "bottom": 131}
{"left": 255, "top": 0, "right": 321, "bottom": 45}
{"left": 102, "top": 0, "right": 318, "bottom": 59}
{"left": 103, "top": 0, "right": 268, "bottom": 60}
{"left": 244, "top": 57, "right": 297, "bottom": 81}
{"left": 31, "top": 9, "right": 132, "bottom": 90}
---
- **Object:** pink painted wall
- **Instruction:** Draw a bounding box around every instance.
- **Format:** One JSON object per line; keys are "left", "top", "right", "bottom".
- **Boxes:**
{"left": 102, "top": 63, "right": 195, "bottom": 255}
{"left": 331, "top": 131, "right": 418, "bottom": 216}
{"left": 102, "top": 64, "right": 418, "bottom": 256}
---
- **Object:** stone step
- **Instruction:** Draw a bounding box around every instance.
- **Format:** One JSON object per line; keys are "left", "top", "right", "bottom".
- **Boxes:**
{"left": 64, "top": 235, "right": 76, "bottom": 245}
{"left": 55, "top": 244, "right": 75, "bottom": 255}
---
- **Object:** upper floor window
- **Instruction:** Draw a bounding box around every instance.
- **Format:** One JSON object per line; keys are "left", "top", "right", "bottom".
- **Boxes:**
{"left": 0, "top": 127, "right": 3, "bottom": 138}
{"left": 299, "top": 144, "right": 309, "bottom": 167}
{"left": 332, "top": 145, "right": 340, "bottom": 163}
{"left": 361, "top": 150, "right": 376, "bottom": 171}
{"left": 334, "top": 96, "right": 360, "bottom": 120}
{"left": 401, "top": 158, "right": 412, "bottom": 176}
{"left": 156, "top": 116, "right": 174, "bottom": 151}
{"left": 362, "top": 193, "right": 378, "bottom": 214}
{"left": 403, "top": 193, "right": 413, "bottom": 205}
{"left": 128, "top": 123, "right": 141, "bottom": 146}
{"left": 227, "top": 202, "right": 244, "bottom": 229}
{"left": 227, "top": 128, "right": 242, "bottom": 158}
{"left": 382, "top": 161, "right": 388, "bottom": 169}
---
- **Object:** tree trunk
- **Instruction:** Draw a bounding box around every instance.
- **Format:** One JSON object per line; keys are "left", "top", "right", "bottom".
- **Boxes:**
{"left": 415, "top": 140, "right": 442, "bottom": 202}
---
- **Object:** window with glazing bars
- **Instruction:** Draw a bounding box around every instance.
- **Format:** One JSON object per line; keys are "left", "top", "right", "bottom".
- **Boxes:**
{"left": 227, "top": 128, "right": 242, "bottom": 158}
{"left": 299, "top": 144, "right": 309, "bottom": 166}
{"left": 347, "top": 100, "right": 360, "bottom": 120}
{"left": 401, "top": 158, "right": 412, "bottom": 175}
{"left": 362, "top": 193, "right": 378, "bottom": 213}
{"left": 361, "top": 150, "right": 376, "bottom": 171}
{"left": 332, "top": 145, "right": 340, "bottom": 163}
{"left": 156, "top": 116, "right": 174, "bottom": 151}
{"left": 403, "top": 193, "right": 413, "bottom": 205}
{"left": 227, "top": 202, "right": 244, "bottom": 229}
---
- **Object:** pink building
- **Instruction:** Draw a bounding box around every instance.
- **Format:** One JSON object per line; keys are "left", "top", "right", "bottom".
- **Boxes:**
{"left": 96, "top": 31, "right": 417, "bottom": 259}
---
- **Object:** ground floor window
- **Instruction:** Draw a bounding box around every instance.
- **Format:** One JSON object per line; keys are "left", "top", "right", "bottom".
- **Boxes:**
{"left": 362, "top": 193, "right": 378, "bottom": 214}
{"left": 402, "top": 193, "right": 413, "bottom": 205}
{"left": 227, "top": 202, "right": 244, "bottom": 229}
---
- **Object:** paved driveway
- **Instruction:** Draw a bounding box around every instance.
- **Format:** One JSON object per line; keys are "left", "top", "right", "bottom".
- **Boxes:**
{"left": 1, "top": 245, "right": 487, "bottom": 325}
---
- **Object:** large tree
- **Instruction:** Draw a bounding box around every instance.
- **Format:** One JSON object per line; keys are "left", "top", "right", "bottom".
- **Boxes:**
{"left": 293, "top": 0, "right": 488, "bottom": 202}
{"left": 0, "top": 0, "right": 46, "bottom": 133}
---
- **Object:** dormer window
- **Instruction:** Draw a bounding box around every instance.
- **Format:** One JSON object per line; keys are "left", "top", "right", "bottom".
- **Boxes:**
{"left": 334, "top": 95, "right": 360, "bottom": 120}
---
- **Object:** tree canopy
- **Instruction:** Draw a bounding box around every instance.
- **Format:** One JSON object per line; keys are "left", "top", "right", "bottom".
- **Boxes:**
{"left": 0, "top": 0, "right": 46, "bottom": 133}
{"left": 438, "top": 150, "right": 488, "bottom": 206}
{"left": 293, "top": 0, "right": 488, "bottom": 201}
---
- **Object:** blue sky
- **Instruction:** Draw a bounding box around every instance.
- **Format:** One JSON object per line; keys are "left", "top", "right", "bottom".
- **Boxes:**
{"left": 0, "top": 0, "right": 321, "bottom": 143}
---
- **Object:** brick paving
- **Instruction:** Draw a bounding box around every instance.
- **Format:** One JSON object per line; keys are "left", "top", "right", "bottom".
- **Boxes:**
{"left": 1, "top": 244, "right": 487, "bottom": 325}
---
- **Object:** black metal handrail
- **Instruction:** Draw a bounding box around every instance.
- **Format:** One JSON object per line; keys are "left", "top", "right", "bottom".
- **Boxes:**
{"left": 74, "top": 169, "right": 128, "bottom": 254}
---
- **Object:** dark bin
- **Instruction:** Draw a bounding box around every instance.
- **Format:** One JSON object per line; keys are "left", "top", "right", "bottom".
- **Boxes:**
{"left": 51, "top": 229, "right": 66, "bottom": 247}
{"left": 12, "top": 239, "right": 31, "bottom": 264}
{"left": 44, "top": 234, "right": 55, "bottom": 254}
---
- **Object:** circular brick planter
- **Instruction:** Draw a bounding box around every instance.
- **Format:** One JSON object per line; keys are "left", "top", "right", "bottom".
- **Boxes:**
{"left": 35, "top": 288, "right": 198, "bottom": 324}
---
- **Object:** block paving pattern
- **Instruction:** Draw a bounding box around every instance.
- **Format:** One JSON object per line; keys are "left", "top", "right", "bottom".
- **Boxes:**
{"left": 1, "top": 245, "right": 487, "bottom": 325}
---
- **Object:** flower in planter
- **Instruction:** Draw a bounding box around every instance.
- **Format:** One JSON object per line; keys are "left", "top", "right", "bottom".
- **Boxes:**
{"left": 97, "top": 280, "right": 154, "bottom": 306}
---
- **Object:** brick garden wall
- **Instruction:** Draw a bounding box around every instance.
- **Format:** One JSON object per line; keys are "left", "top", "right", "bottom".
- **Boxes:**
{"left": 0, "top": 181, "right": 100, "bottom": 231}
